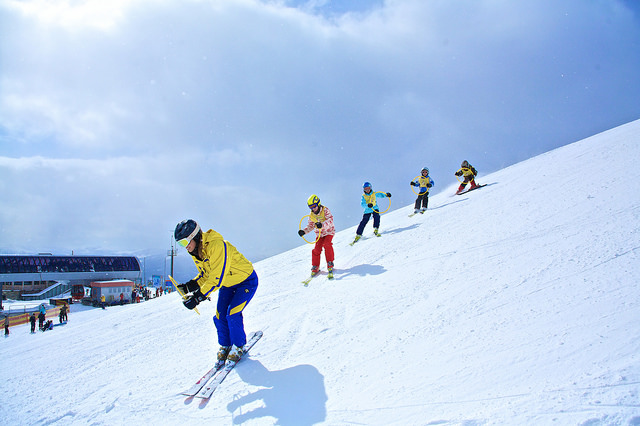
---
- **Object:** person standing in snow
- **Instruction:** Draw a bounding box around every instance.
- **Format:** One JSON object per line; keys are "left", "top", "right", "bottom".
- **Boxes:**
{"left": 455, "top": 160, "right": 480, "bottom": 194}
{"left": 410, "top": 167, "right": 435, "bottom": 214}
{"left": 298, "top": 195, "right": 336, "bottom": 278}
{"left": 38, "top": 310, "right": 45, "bottom": 331}
{"left": 29, "top": 313, "right": 36, "bottom": 333}
{"left": 59, "top": 304, "right": 68, "bottom": 323}
{"left": 352, "top": 182, "right": 391, "bottom": 244}
{"left": 174, "top": 219, "right": 258, "bottom": 367}
{"left": 4, "top": 315, "right": 9, "bottom": 336}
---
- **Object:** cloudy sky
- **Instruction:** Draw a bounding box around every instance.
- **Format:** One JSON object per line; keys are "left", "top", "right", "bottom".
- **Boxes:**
{"left": 1, "top": 0, "right": 639, "bottom": 262}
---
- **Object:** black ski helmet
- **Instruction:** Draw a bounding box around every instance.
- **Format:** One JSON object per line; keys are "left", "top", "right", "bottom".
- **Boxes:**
{"left": 174, "top": 219, "right": 201, "bottom": 247}
{"left": 421, "top": 167, "right": 429, "bottom": 174}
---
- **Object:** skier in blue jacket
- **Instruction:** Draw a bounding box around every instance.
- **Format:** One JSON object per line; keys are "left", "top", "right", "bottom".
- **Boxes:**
{"left": 351, "top": 182, "right": 391, "bottom": 244}
{"left": 410, "top": 167, "right": 435, "bottom": 214}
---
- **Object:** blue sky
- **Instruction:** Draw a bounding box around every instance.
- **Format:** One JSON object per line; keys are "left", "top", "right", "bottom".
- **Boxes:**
{"left": 1, "top": 0, "right": 639, "bottom": 261}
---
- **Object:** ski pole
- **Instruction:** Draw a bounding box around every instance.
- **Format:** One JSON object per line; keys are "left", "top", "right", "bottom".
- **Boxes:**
{"left": 169, "top": 275, "right": 200, "bottom": 315}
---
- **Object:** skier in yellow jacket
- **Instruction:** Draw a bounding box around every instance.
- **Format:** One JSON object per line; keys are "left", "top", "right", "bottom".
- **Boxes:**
{"left": 455, "top": 160, "right": 480, "bottom": 194}
{"left": 174, "top": 219, "right": 258, "bottom": 366}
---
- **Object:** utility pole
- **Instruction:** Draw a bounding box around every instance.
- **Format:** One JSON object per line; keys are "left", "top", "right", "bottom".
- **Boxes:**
{"left": 167, "top": 235, "right": 178, "bottom": 279}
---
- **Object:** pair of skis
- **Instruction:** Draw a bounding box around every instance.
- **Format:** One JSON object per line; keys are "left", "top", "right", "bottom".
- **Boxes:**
{"left": 408, "top": 210, "right": 426, "bottom": 217}
{"left": 349, "top": 231, "right": 382, "bottom": 246}
{"left": 456, "top": 183, "right": 487, "bottom": 195}
{"left": 302, "top": 270, "right": 334, "bottom": 286}
{"left": 180, "top": 330, "right": 263, "bottom": 400}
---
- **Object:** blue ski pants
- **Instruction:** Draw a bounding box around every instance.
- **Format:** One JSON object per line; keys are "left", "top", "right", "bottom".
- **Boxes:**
{"left": 213, "top": 270, "right": 258, "bottom": 348}
{"left": 356, "top": 211, "right": 380, "bottom": 236}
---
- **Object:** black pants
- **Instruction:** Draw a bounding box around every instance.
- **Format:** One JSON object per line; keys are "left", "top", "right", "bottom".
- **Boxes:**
{"left": 414, "top": 193, "right": 429, "bottom": 210}
{"left": 356, "top": 211, "right": 380, "bottom": 235}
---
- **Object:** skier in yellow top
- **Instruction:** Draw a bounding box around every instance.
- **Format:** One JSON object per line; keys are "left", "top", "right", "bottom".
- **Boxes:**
{"left": 455, "top": 160, "right": 480, "bottom": 194}
{"left": 174, "top": 219, "right": 258, "bottom": 367}
{"left": 410, "top": 167, "right": 435, "bottom": 214}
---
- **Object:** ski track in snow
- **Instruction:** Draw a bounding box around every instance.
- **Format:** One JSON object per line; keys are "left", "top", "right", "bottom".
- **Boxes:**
{"left": 1, "top": 119, "right": 640, "bottom": 425}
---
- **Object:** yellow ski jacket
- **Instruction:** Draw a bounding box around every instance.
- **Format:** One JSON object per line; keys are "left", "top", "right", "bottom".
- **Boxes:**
{"left": 189, "top": 229, "right": 254, "bottom": 297}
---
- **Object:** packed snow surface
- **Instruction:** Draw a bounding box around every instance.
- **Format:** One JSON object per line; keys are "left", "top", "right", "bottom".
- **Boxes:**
{"left": 1, "top": 120, "right": 639, "bottom": 425}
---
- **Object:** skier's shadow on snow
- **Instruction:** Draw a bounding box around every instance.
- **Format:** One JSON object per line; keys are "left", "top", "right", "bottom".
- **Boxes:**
{"left": 226, "top": 360, "right": 327, "bottom": 425}
{"left": 336, "top": 263, "right": 386, "bottom": 279}
{"left": 383, "top": 224, "right": 419, "bottom": 235}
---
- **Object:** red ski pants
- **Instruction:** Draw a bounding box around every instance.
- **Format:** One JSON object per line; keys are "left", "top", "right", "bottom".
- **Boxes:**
{"left": 312, "top": 235, "right": 334, "bottom": 268}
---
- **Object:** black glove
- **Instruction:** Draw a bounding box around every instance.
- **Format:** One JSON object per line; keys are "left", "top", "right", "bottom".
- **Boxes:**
{"left": 427, "top": 183, "right": 433, "bottom": 188}
{"left": 410, "top": 181, "right": 417, "bottom": 186}
{"left": 455, "top": 171, "right": 462, "bottom": 176}
{"left": 315, "top": 222, "right": 322, "bottom": 229}
{"left": 367, "top": 203, "right": 373, "bottom": 208}
{"left": 386, "top": 192, "right": 391, "bottom": 197}
{"left": 177, "top": 280, "right": 199, "bottom": 294}
{"left": 298, "top": 229, "right": 305, "bottom": 237}
{"left": 183, "top": 289, "right": 206, "bottom": 310}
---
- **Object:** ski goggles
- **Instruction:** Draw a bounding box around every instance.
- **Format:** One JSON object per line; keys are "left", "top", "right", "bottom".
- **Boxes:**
{"left": 176, "top": 224, "right": 200, "bottom": 247}
{"left": 308, "top": 203, "right": 318, "bottom": 210}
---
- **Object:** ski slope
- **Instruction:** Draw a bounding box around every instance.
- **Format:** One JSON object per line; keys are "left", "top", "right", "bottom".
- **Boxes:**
{"left": 1, "top": 120, "right": 639, "bottom": 425}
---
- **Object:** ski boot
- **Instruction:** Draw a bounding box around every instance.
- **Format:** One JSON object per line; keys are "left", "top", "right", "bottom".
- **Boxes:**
{"left": 311, "top": 265, "right": 319, "bottom": 277}
{"left": 215, "top": 345, "right": 231, "bottom": 369}
{"left": 350, "top": 235, "right": 361, "bottom": 246}
{"left": 420, "top": 208, "right": 426, "bottom": 214}
{"left": 373, "top": 228, "right": 381, "bottom": 237}
{"left": 327, "top": 261, "right": 334, "bottom": 280}
{"left": 226, "top": 344, "right": 245, "bottom": 365}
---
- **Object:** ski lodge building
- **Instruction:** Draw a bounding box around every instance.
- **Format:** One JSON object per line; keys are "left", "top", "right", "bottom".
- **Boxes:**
{"left": 0, "top": 255, "right": 141, "bottom": 308}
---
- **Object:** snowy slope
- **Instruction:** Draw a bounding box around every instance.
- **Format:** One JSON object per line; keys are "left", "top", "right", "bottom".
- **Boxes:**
{"left": 1, "top": 120, "right": 639, "bottom": 425}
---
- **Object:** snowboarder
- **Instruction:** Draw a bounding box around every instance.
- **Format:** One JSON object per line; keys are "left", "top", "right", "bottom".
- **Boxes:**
{"left": 174, "top": 219, "right": 259, "bottom": 367}
{"left": 455, "top": 160, "right": 480, "bottom": 194}
{"left": 298, "top": 195, "right": 336, "bottom": 278}
{"left": 410, "top": 167, "right": 435, "bottom": 214}
{"left": 352, "top": 182, "right": 391, "bottom": 244}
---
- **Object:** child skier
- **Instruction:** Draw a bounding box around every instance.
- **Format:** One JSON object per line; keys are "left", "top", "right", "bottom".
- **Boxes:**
{"left": 410, "top": 167, "right": 434, "bottom": 214}
{"left": 455, "top": 160, "right": 479, "bottom": 194}
{"left": 352, "top": 182, "right": 391, "bottom": 244}
{"left": 174, "top": 219, "right": 259, "bottom": 367}
{"left": 298, "top": 195, "right": 336, "bottom": 278}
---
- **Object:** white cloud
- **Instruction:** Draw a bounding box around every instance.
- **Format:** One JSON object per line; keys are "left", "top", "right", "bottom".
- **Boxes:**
{"left": 1, "top": 0, "right": 639, "bottom": 258}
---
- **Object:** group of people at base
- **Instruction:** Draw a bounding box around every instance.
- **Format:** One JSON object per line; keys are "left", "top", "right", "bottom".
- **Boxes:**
{"left": 26, "top": 303, "right": 68, "bottom": 333}
{"left": 169, "top": 160, "right": 480, "bottom": 368}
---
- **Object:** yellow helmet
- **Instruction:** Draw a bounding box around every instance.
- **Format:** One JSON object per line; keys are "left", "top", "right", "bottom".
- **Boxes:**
{"left": 307, "top": 194, "right": 320, "bottom": 207}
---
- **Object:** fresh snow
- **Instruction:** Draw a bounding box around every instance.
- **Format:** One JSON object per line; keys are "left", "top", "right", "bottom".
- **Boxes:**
{"left": 1, "top": 120, "right": 639, "bottom": 425}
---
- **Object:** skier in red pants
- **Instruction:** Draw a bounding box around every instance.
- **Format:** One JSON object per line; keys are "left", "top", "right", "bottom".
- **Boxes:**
{"left": 298, "top": 194, "right": 335, "bottom": 279}
{"left": 455, "top": 160, "right": 480, "bottom": 194}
